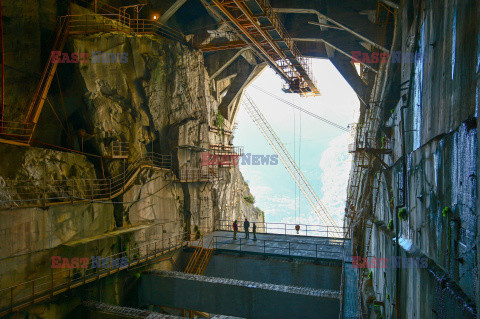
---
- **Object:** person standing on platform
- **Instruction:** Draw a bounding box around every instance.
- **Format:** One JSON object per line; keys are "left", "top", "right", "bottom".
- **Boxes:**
{"left": 244, "top": 218, "right": 250, "bottom": 239}
{"left": 233, "top": 219, "right": 238, "bottom": 240}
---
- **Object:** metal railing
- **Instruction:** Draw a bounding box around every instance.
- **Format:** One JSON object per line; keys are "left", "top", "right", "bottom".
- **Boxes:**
{"left": 215, "top": 220, "right": 348, "bottom": 239}
{"left": 0, "top": 232, "right": 186, "bottom": 317}
{"left": 71, "top": 0, "right": 187, "bottom": 43}
{"left": 208, "top": 126, "right": 233, "bottom": 135}
{"left": 209, "top": 144, "right": 244, "bottom": 156}
{"left": 0, "top": 121, "right": 34, "bottom": 145}
{"left": 0, "top": 152, "right": 172, "bottom": 209}
{"left": 185, "top": 236, "right": 215, "bottom": 275}
{"left": 178, "top": 167, "right": 222, "bottom": 183}
{"left": 212, "top": 235, "right": 344, "bottom": 259}
{"left": 111, "top": 141, "right": 129, "bottom": 158}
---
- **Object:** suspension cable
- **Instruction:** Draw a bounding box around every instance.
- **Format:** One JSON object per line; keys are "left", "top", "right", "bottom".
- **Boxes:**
{"left": 250, "top": 85, "right": 349, "bottom": 132}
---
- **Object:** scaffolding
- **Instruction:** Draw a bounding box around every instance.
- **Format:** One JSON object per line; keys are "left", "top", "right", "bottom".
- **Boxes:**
{"left": 0, "top": 1, "right": 187, "bottom": 147}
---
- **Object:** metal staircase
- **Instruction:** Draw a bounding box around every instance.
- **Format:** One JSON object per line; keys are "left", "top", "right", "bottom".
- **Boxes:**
{"left": 185, "top": 236, "right": 215, "bottom": 275}
{"left": 243, "top": 93, "right": 341, "bottom": 233}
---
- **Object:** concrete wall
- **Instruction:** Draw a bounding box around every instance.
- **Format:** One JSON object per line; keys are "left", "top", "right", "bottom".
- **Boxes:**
{"left": 205, "top": 253, "right": 341, "bottom": 291}
{"left": 139, "top": 272, "right": 340, "bottom": 319}
{"left": 349, "top": 0, "right": 480, "bottom": 318}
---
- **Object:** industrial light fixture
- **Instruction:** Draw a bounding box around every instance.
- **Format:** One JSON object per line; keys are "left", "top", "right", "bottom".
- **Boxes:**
{"left": 153, "top": 14, "right": 159, "bottom": 20}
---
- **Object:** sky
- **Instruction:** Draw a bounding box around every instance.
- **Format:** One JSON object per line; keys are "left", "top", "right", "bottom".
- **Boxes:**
{"left": 234, "top": 59, "right": 360, "bottom": 228}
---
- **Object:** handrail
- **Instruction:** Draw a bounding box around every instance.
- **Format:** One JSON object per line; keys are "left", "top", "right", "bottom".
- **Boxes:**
{"left": 0, "top": 152, "right": 172, "bottom": 209}
{"left": 185, "top": 236, "right": 204, "bottom": 273}
{"left": 212, "top": 235, "right": 344, "bottom": 259}
{"left": 0, "top": 6, "right": 188, "bottom": 147}
{"left": 196, "top": 237, "right": 215, "bottom": 275}
{"left": 185, "top": 236, "right": 215, "bottom": 275}
{"left": 0, "top": 232, "right": 187, "bottom": 317}
{"left": 215, "top": 220, "right": 348, "bottom": 239}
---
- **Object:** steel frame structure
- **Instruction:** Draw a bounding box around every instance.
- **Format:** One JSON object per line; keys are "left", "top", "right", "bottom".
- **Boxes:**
{"left": 200, "top": 0, "right": 319, "bottom": 95}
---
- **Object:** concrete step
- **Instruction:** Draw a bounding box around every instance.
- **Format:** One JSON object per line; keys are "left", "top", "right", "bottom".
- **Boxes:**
{"left": 139, "top": 270, "right": 341, "bottom": 319}
{"left": 82, "top": 301, "right": 244, "bottom": 319}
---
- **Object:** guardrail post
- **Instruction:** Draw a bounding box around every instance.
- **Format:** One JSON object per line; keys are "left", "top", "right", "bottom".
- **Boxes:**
{"left": 71, "top": 179, "right": 75, "bottom": 203}
{"left": 288, "top": 242, "right": 290, "bottom": 256}
{"left": 305, "top": 225, "right": 308, "bottom": 236}
{"left": 50, "top": 269, "right": 54, "bottom": 297}
{"left": 263, "top": 240, "right": 266, "bottom": 254}
{"left": 284, "top": 224, "right": 286, "bottom": 235}
{"left": 43, "top": 171, "right": 46, "bottom": 207}
{"left": 239, "top": 239, "right": 242, "bottom": 251}
{"left": 316, "top": 244, "right": 318, "bottom": 259}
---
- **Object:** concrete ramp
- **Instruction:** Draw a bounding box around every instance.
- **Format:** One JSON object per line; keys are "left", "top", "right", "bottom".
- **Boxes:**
{"left": 139, "top": 271, "right": 341, "bottom": 319}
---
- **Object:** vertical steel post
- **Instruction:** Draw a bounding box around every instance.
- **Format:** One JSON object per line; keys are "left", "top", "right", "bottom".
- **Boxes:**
{"left": 50, "top": 269, "right": 54, "bottom": 297}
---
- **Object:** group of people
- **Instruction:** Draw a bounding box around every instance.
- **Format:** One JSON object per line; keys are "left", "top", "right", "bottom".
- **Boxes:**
{"left": 232, "top": 218, "right": 257, "bottom": 240}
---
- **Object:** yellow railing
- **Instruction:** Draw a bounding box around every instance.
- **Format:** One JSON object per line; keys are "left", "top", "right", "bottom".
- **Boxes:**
{"left": 0, "top": 232, "right": 186, "bottom": 317}
{"left": 185, "top": 236, "right": 215, "bottom": 275}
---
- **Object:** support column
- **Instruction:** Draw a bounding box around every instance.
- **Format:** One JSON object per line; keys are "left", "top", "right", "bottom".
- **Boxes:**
{"left": 159, "top": 0, "right": 188, "bottom": 24}
{"left": 218, "top": 63, "right": 266, "bottom": 122}
{"left": 329, "top": 54, "right": 368, "bottom": 104}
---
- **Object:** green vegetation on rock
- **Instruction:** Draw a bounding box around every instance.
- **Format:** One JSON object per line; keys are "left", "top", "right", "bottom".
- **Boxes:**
{"left": 243, "top": 195, "right": 255, "bottom": 204}
{"left": 442, "top": 206, "right": 452, "bottom": 217}
{"left": 398, "top": 208, "right": 408, "bottom": 221}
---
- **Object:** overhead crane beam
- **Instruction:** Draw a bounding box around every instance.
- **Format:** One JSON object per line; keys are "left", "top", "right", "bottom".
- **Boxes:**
{"left": 200, "top": 0, "right": 319, "bottom": 96}
{"left": 243, "top": 93, "right": 341, "bottom": 233}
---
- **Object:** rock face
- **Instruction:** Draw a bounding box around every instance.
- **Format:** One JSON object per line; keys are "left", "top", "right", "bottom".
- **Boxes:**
{"left": 0, "top": 1, "right": 263, "bottom": 297}
{"left": 347, "top": 0, "right": 479, "bottom": 318}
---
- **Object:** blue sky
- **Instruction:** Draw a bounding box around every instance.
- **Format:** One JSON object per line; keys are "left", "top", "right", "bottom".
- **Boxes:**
{"left": 234, "top": 59, "right": 359, "bottom": 227}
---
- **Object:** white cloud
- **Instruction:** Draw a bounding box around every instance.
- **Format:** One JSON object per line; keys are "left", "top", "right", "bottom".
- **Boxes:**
{"left": 318, "top": 133, "right": 352, "bottom": 227}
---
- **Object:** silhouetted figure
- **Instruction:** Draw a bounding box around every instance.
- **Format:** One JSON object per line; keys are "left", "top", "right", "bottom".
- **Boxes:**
{"left": 233, "top": 220, "right": 238, "bottom": 240}
{"left": 244, "top": 218, "right": 250, "bottom": 239}
{"left": 253, "top": 222, "right": 257, "bottom": 240}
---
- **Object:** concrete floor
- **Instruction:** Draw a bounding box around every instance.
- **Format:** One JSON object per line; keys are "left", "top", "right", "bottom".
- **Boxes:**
{"left": 196, "top": 230, "right": 347, "bottom": 260}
